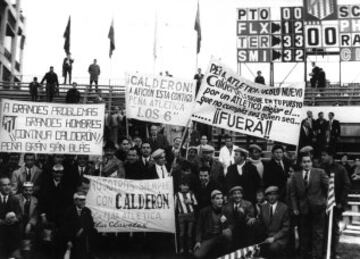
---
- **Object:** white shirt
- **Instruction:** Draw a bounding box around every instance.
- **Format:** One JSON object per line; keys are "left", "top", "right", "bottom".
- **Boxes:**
{"left": 270, "top": 202, "right": 278, "bottom": 215}
{"left": 78, "top": 166, "right": 85, "bottom": 176}
{"left": 142, "top": 156, "right": 150, "bottom": 165}
{"left": 0, "top": 193, "right": 8, "bottom": 204}
{"left": 155, "top": 164, "right": 168, "bottom": 178}
{"left": 219, "top": 145, "right": 239, "bottom": 175}
{"left": 236, "top": 162, "right": 246, "bottom": 176}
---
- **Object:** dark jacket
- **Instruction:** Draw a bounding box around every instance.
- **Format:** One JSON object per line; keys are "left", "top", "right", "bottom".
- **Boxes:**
{"left": 66, "top": 88, "right": 81, "bottom": 103}
{"left": 147, "top": 134, "right": 170, "bottom": 151}
{"left": 290, "top": 168, "right": 329, "bottom": 214}
{"left": 321, "top": 162, "right": 351, "bottom": 210}
{"left": 124, "top": 161, "right": 143, "bottom": 180}
{"left": 41, "top": 71, "right": 59, "bottom": 86}
{"left": 200, "top": 158, "right": 224, "bottom": 189}
{"left": 225, "top": 162, "right": 260, "bottom": 204}
{"left": 258, "top": 201, "right": 290, "bottom": 247}
{"left": 328, "top": 119, "right": 341, "bottom": 139}
{"left": 263, "top": 158, "right": 292, "bottom": 200}
{"left": 194, "top": 181, "right": 219, "bottom": 210}
{"left": 196, "top": 206, "right": 226, "bottom": 242}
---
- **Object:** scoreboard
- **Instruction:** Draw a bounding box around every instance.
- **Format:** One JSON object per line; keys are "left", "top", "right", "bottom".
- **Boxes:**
{"left": 237, "top": 3, "right": 360, "bottom": 63}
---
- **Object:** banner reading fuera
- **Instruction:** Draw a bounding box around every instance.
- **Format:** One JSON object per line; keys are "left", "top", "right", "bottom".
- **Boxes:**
{"left": 191, "top": 59, "right": 305, "bottom": 145}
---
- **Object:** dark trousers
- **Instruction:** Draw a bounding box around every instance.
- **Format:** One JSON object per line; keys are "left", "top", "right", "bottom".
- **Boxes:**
{"left": 63, "top": 69, "right": 72, "bottom": 84}
{"left": 0, "top": 223, "right": 21, "bottom": 257}
{"left": 178, "top": 213, "right": 195, "bottom": 251}
{"left": 30, "top": 91, "right": 38, "bottom": 102}
{"left": 194, "top": 233, "right": 231, "bottom": 259}
{"left": 89, "top": 78, "right": 98, "bottom": 91}
{"left": 298, "top": 211, "right": 325, "bottom": 259}
{"left": 46, "top": 84, "right": 56, "bottom": 102}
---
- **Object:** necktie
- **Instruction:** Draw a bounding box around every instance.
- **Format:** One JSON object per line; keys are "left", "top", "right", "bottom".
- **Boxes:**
{"left": 161, "top": 167, "right": 165, "bottom": 178}
{"left": 24, "top": 199, "right": 31, "bottom": 219}
{"left": 304, "top": 170, "right": 309, "bottom": 186}
{"left": 80, "top": 167, "right": 84, "bottom": 176}
{"left": 26, "top": 168, "right": 31, "bottom": 181}
{"left": 270, "top": 206, "right": 273, "bottom": 221}
{"left": 145, "top": 159, "right": 149, "bottom": 167}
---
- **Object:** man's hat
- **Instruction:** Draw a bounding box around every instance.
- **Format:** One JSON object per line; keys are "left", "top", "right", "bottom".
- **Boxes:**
{"left": 52, "top": 164, "right": 64, "bottom": 171}
{"left": 152, "top": 148, "right": 165, "bottom": 159}
{"left": 187, "top": 146, "right": 198, "bottom": 151}
{"left": 229, "top": 186, "right": 243, "bottom": 194}
{"left": 299, "top": 145, "right": 314, "bottom": 153}
{"left": 249, "top": 144, "right": 262, "bottom": 152}
{"left": 265, "top": 186, "right": 279, "bottom": 195}
{"left": 73, "top": 192, "right": 86, "bottom": 200}
{"left": 234, "top": 147, "right": 249, "bottom": 156}
{"left": 23, "top": 182, "right": 34, "bottom": 188}
{"left": 201, "top": 144, "right": 215, "bottom": 153}
{"left": 211, "top": 189, "right": 222, "bottom": 198}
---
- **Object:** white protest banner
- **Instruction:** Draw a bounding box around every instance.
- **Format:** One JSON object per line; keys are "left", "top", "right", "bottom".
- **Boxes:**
{"left": 0, "top": 99, "right": 105, "bottom": 155}
{"left": 85, "top": 176, "right": 176, "bottom": 233}
{"left": 191, "top": 59, "right": 305, "bottom": 145}
{"left": 125, "top": 73, "right": 196, "bottom": 126}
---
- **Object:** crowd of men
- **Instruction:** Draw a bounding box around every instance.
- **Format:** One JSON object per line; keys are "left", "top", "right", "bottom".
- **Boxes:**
{"left": 0, "top": 117, "right": 357, "bottom": 259}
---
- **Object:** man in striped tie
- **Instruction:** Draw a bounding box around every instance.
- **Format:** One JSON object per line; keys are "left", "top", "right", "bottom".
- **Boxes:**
{"left": 321, "top": 148, "right": 351, "bottom": 259}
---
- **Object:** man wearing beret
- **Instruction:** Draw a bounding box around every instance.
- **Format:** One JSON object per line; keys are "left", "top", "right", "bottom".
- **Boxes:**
{"left": 263, "top": 144, "right": 292, "bottom": 201}
{"left": 222, "top": 186, "right": 256, "bottom": 249}
{"left": 0, "top": 176, "right": 22, "bottom": 258}
{"left": 148, "top": 149, "right": 170, "bottom": 179}
{"left": 225, "top": 147, "right": 260, "bottom": 204}
{"left": 258, "top": 186, "right": 290, "bottom": 257}
{"left": 290, "top": 153, "right": 328, "bottom": 259}
{"left": 199, "top": 145, "right": 224, "bottom": 188}
{"left": 194, "top": 190, "right": 231, "bottom": 258}
{"left": 61, "top": 192, "right": 96, "bottom": 259}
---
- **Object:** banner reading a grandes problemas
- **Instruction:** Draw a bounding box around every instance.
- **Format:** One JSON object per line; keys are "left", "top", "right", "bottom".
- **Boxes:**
{"left": 85, "top": 176, "right": 176, "bottom": 233}
{"left": 191, "top": 59, "right": 305, "bottom": 145}
{"left": 0, "top": 99, "right": 105, "bottom": 155}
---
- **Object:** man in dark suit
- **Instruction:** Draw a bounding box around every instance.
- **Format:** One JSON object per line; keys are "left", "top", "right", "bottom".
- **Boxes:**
{"left": 290, "top": 153, "right": 329, "bottom": 259}
{"left": 67, "top": 155, "right": 94, "bottom": 192}
{"left": 327, "top": 112, "right": 341, "bottom": 152}
{"left": 147, "top": 149, "right": 170, "bottom": 179}
{"left": 314, "top": 112, "right": 329, "bottom": 157}
{"left": 299, "top": 119, "right": 316, "bottom": 150}
{"left": 125, "top": 148, "right": 143, "bottom": 179}
{"left": 62, "top": 53, "right": 74, "bottom": 84}
{"left": 320, "top": 148, "right": 351, "bottom": 258}
{"left": 194, "top": 168, "right": 219, "bottom": 210}
{"left": 147, "top": 124, "right": 170, "bottom": 151}
{"left": 137, "top": 141, "right": 153, "bottom": 179}
{"left": 194, "top": 190, "right": 231, "bottom": 259}
{"left": 40, "top": 66, "right": 59, "bottom": 102}
{"left": 309, "top": 62, "right": 320, "bottom": 88}
{"left": 0, "top": 176, "right": 22, "bottom": 258}
{"left": 225, "top": 147, "right": 260, "bottom": 204}
{"left": 263, "top": 144, "right": 291, "bottom": 201}
{"left": 222, "top": 186, "right": 256, "bottom": 249}
{"left": 258, "top": 186, "right": 290, "bottom": 258}
{"left": 199, "top": 145, "right": 224, "bottom": 190}
{"left": 61, "top": 192, "right": 96, "bottom": 259}
{"left": 65, "top": 82, "right": 81, "bottom": 103}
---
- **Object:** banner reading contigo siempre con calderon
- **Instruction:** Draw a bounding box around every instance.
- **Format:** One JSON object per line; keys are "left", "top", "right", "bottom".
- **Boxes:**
{"left": 125, "top": 73, "right": 196, "bottom": 126}
{"left": 0, "top": 99, "right": 105, "bottom": 155}
{"left": 85, "top": 176, "right": 176, "bottom": 233}
{"left": 191, "top": 59, "right": 305, "bottom": 145}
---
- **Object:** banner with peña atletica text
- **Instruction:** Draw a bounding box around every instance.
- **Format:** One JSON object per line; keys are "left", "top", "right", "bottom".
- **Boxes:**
{"left": 191, "top": 59, "right": 305, "bottom": 145}
{"left": 125, "top": 73, "right": 196, "bottom": 126}
{"left": 0, "top": 99, "right": 105, "bottom": 155}
{"left": 85, "top": 176, "right": 176, "bottom": 233}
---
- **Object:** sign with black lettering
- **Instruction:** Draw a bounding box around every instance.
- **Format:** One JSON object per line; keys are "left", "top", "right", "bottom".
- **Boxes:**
{"left": 125, "top": 74, "right": 195, "bottom": 126}
{"left": 0, "top": 99, "right": 105, "bottom": 155}
{"left": 192, "top": 59, "right": 305, "bottom": 145}
{"left": 85, "top": 176, "right": 176, "bottom": 233}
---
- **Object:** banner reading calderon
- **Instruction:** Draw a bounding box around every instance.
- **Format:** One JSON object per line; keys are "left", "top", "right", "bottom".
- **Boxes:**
{"left": 125, "top": 73, "right": 196, "bottom": 126}
{"left": 0, "top": 99, "right": 105, "bottom": 155}
{"left": 191, "top": 59, "right": 305, "bottom": 145}
{"left": 85, "top": 176, "right": 176, "bottom": 233}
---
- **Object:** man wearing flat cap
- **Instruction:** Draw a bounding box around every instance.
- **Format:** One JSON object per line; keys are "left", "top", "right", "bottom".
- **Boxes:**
{"left": 194, "top": 190, "right": 231, "bottom": 258}
{"left": 38, "top": 164, "right": 73, "bottom": 229}
{"left": 61, "top": 192, "right": 96, "bottom": 259}
{"left": 225, "top": 147, "right": 260, "bottom": 204}
{"left": 222, "top": 186, "right": 256, "bottom": 249}
{"left": 258, "top": 186, "right": 290, "bottom": 257}
{"left": 101, "top": 141, "right": 126, "bottom": 178}
{"left": 199, "top": 144, "right": 224, "bottom": 189}
{"left": 148, "top": 148, "right": 170, "bottom": 179}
